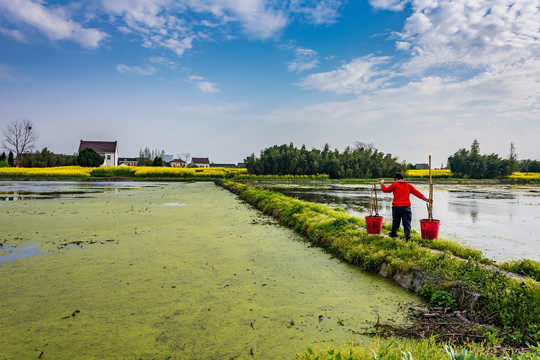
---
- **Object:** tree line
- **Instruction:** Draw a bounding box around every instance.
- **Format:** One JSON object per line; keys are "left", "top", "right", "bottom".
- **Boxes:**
{"left": 447, "top": 140, "right": 539, "bottom": 179}
{"left": 246, "top": 141, "right": 540, "bottom": 180}
{"left": 244, "top": 142, "right": 403, "bottom": 179}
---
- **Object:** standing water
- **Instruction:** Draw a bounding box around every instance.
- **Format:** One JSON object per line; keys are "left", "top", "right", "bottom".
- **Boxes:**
{"left": 0, "top": 181, "right": 423, "bottom": 359}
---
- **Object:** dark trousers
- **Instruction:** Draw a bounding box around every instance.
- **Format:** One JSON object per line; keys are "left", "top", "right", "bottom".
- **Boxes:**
{"left": 390, "top": 206, "right": 412, "bottom": 240}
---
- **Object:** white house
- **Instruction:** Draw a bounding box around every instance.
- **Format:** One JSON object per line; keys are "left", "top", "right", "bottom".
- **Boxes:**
{"left": 78, "top": 140, "right": 118, "bottom": 166}
{"left": 170, "top": 159, "right": 187, "bottom": 168}
{"left": 118, "top": 157, "right": 138, "bottom": 166}
{"left": 191, "top": 157, "right": 210, "bottom": 168}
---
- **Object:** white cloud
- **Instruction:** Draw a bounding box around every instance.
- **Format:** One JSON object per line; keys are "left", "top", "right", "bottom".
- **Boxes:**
{"left": 0, "top": 27, "right": 27, "bottom": 42}
{"left": 184, "top": 0, "right": 288, "bottom": 39}
{"left": 116, "top": 64, "right": 158, "bottom": 76}
{"left": 297, "top": 56, "right": 391, "bottom": 94}
{"left": 289, "top": 0, "right": 343, "bottom": 24}
{"left": 397, "top": 0, "right": 540, "bottom": 73}
{"left": 189, "top": 75, "right": 219, "bottom": 93}
{"left": 288, "top": 47, "right": 319, "bottom": 72}
{"left": 196, "top": 81, "right": 218, "bottom": 93}
{"left": 97, "top": 0, "right": 345, "bottom": 57}
{"left": 369, "top": 0, "right": 410, "bottom": 11}
{"left": 149, "top": 56, "right": 177, "bottom": 68}
{"left": 0, "top": 0, "right": 108, "bottom": 48}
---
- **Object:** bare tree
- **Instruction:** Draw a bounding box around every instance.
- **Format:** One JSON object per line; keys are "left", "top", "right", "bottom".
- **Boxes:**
{"left": 353, "top": 141, "right": 376, "bottom": 151}
{"left": 2, "top": 118, "right": 39, "bottom": 161}
{"left": 176, "top": 152, "right": 191, "bottom": 164}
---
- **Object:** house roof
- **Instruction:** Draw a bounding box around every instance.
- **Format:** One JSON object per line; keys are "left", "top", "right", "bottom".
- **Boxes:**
{"left": 212, "top": 163, "right": 237, "bottom": 168}
{"left": 191, "top": 157, "right": 210, "bottom": 164}
{"left": 79, "top": 140, "right": 117, "bottom": 153}
{"left": 171, "top": 159, "right": 186, "bottom": 163}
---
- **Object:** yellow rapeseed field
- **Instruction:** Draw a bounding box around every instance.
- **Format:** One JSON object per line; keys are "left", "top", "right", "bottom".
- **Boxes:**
{"left": 0, "top": 166, "right": 247, "bottom": 179}
{"left": 405, "top": 169, "right": 452, "bottom": 178}
{"left": 0, "top": 166, "right": 92, "bottom": 178}
{"left": 508, "top": 171, "right": 540, "bottom": 180}
{"left": 133, "top": 166, "right": 247, "bottom": 178}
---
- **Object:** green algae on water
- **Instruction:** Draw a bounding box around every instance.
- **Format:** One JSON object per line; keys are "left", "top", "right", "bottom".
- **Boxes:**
{"left": 0, "top": 182, "right": 424, "bottom": 359}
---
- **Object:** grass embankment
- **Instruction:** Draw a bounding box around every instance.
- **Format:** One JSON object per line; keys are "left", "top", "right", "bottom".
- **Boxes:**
{"left": 297, "top": 337, "right": 540, "bottom": 360}
{"left": 0, "top": 166, "right": 247, "bottom": 180}
{"left": 216, "top": 180, "right": 540, "bottom": 350}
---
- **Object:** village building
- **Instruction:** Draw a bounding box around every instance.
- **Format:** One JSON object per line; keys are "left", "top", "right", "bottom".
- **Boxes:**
{"left": 118, "top": 157, "right": 138, "bottom": 166}
{"left": 170, "top": 159, "right": 187, "bottom": 168}
{"left": 211, "top": 163, "right": 238, "bottom": 168}
{"left": 78, "top": 140, "right": 118, "bottom": 166}
{"left": 191, "top": 157, "right": 210, "bottom": 168}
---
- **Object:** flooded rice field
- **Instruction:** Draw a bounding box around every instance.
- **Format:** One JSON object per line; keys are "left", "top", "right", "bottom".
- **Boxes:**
{"left": 262, "top": 182, "right": 540, "bottom": 263}
{"left": 0, "top": 181, "right": 423, "bottom": 360}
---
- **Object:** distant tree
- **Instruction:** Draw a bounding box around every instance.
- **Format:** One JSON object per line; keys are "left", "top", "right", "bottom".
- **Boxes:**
{"left": 21, "top": 148, "right": 77, "bottom": 167}
{"left": 8, "top": 151, "right": 14, "bottom": 166}
{"left": 77, "top": 147, "right": 104, "bottom": 167}
{"left": 0, "top": 159, "right": 8, "bottom": 167}
{"left": 0, "top": 152, "right": 5, "bottom": 161}
{"left": 520, "top": 160, "right": 540, "bottom": 173}
{"left": 448, "top": 140, "right": 512, "bottom": 179}
{"left": 176, "top": 152, "right": 191, "bottom": 164}
{"left": 471, "top": 139, "right": 480, "bottom": 155}
{"left": 508, "top": 142, "right": 519, "bottom": 172}
{"left": 245, "top": 142, "right": 401, "bottom": 179}
{"left": 2, "top": 118, "right": 39, "bottom": 161}
{"left": 152, "top": 156, "right": 163, "bottom": 166}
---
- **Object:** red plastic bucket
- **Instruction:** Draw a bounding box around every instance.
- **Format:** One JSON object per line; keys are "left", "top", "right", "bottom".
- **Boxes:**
{"left": 365, "top": 215, "right": 383, "bottom": 234}
{"left": 420, "top": 219, "right": 440, "bottom": 240}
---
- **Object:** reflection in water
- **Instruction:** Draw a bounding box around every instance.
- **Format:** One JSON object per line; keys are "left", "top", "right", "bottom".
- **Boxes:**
{"left": 0, "top": 245, "right": 42, "bottom": 266}
{"left": 0, "top": 181, "right": 150, "bottom": 201}
{"left": 264, "top": 183, "right": 540, "bottom": 262}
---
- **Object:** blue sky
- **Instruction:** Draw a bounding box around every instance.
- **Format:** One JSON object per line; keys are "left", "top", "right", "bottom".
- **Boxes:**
{"left": 0, "top": 0, "right": 539, "bottom": 165}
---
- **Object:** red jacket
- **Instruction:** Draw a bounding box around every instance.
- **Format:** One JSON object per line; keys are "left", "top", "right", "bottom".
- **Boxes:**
{"left": 381, "top": 181, "right": 427, "bottom": 207}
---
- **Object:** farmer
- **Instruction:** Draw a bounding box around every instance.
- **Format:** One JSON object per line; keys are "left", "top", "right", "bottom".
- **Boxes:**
{"left": 380, "top": 172, "right": 431, "bottom": 241}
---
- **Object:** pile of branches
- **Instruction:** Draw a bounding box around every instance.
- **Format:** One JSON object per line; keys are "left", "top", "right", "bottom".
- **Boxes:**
{"left": 361, "top": 305, "right": 535, "bottom": 357}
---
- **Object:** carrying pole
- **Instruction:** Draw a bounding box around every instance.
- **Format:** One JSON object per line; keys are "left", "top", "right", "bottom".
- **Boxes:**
{"left": 370, "top": 183, "right": 374, "bottom": 216}
{"left": 374, "top": 184, "right": 379, "bottom": 216}
{"left": 428, "top": 155, "right": 433, "bottom": 221}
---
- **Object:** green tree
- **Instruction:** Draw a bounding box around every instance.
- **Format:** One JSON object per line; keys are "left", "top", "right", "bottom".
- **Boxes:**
{"left": 21, "top": 148, "right": 77, "bottom": 167}
{"left": 244, "top": 142, "right": 402, "bottom": 179}
{"left": 508, "top": 142, "right": 519, "bottom": 172}
{"left": 520, "top": 160, "right": 540, "bottom": 173}
{"left": 0, "top": 159, "right": 8, "bottom": 167}
{"left": 152, "top": 156, "right": 164, "bottom": 166}
{"left": 0, "top": 152, "right": 5, "bottom": 161}
{"left": 448, "top": 140, "right": 512, "bottom": 179}
{"left": 8, "top": 151, "right": 14, "bottom": 166}
{"left": 77, "top": 147, "right": 104, "bottom": 167}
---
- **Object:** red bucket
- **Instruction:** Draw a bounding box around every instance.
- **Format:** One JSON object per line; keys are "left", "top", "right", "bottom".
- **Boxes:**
{"left": 365, "top": 215, "right": 384, "bottom": 234}
{"left": 420, "top": 219, "right": 440, "bottom": 240}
